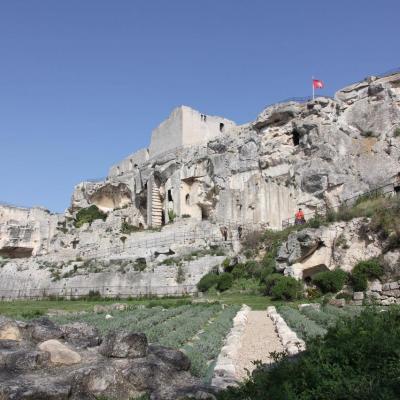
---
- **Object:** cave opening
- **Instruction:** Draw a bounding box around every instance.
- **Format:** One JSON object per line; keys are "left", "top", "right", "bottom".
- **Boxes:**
{"left": 292, "top": 130, "right": 300, "bottom": 146}
{"left": 0, "top": 246, "right": 33, "bottom": 259}
{"left": 200, "top": 206, "right": 209, "bottom": 220}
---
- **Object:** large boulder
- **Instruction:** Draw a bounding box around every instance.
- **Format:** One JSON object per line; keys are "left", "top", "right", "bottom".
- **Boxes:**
{"left": 60, "top": 322, "right": 100, "bottom": 348}
{"left": 38, "top": 339, "right": 81, "bottom": 365}
{"left": 148, "top": 344, "right": 191, "bottom": 371}
{"left": 28, "top": 318, "right": 64, "bottom": 342}
{"left": 0, "top": 349, "right": 50, "bottom": 371}
{"left": 99, "top": 331, "right": 148, "bottom": 358}
{"left": 0, "top": 317, "right": 22, "bottom": 341}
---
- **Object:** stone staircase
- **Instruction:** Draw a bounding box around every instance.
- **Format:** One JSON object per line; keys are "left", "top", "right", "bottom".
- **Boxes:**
{"left": 151, "top": 185, "right": 163, "bottom": 227}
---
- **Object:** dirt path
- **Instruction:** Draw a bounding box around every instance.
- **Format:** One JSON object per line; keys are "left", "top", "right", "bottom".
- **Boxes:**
{"left": 235, "top": 310, "right": 283, "bottom": 380}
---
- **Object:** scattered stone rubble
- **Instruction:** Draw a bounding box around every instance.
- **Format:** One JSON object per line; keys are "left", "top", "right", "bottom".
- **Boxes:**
{"left": 211, "top": 305, "right": 250, "bottom": 389}
{"left": 267, "top": 306, "right": 305, "bottom": 355}
{"left": 0, "top": 316, "right": 217, "bottom": 400}
{"left": 366, "top": 279, "right": 400, "bottom": 305}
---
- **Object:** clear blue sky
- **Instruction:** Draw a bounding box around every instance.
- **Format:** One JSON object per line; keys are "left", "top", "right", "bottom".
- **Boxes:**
{"left": 1, "top": 0, "right": 399, "bottom": 212}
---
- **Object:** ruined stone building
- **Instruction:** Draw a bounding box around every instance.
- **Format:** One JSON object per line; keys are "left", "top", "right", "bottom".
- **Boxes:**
{"left": 0, "top": 72, "right": 399, "bottom": 298}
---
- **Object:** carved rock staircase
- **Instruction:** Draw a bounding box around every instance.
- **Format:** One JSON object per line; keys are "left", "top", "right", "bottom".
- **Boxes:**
{"left": 151, "top": 186, "right": 163, "bottom": 227}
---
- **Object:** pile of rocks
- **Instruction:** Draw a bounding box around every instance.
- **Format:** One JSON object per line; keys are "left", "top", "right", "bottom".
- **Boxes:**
{"left": 267, "top": 306, "right": 305, "bottom": 355}
{"left": 366, "top": 280, "right": 400, "bottom": 306}
{"left": 212, "top": 305, "right": 250, "bottom": 389}
{"left": 0, "top": 316, "right": 216, "bottom": 400}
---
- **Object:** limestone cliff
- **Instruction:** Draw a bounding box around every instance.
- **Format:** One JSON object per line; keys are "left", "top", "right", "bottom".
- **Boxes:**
{"left": 0, "top": 72, "right": 400, "bottom": 298}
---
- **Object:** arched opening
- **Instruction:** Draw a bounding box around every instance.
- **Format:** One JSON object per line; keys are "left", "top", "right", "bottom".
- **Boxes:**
{"left": 219, "top": 123, "right": 225, "bottom": 133}
{"left": 200, "top": 206, "right": 209, "bottom": 220}
{"left": 168, "top": 190, "right": 173, "bottom": 202}
{"left": 185, "top": 193, "right": 190, "bottom": 205}
{"left": 292, "top": 130, "right": 300, "bottom": 146}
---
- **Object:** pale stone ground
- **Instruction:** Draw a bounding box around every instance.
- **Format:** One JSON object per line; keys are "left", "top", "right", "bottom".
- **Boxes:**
{"left": 235, "top": 310, "right": 283, "bottom": 380}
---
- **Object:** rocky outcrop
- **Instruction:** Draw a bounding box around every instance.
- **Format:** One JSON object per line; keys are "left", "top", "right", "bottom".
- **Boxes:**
{"left": 277, "top": 218, "right": 382, "bottom": 279}
{"left": 1, "top": 72, "right": 400, "bottom": 296}
{"left": 0, "top": 317, "right": 216, "bottom": 400}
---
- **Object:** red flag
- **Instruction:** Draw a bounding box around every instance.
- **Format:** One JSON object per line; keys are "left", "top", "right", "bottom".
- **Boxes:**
{"left": 313, "top": 79, "right": 324, "bottom": 89}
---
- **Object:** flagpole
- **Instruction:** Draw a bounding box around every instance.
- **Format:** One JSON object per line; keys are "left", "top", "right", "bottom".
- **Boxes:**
{"left": 312, "top": 76, "right": 314, "bottom": 100}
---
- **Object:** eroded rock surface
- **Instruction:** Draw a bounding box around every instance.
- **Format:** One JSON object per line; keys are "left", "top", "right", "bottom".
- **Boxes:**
{"left": 0, "top": 317, "right": 216, "bottom": 400}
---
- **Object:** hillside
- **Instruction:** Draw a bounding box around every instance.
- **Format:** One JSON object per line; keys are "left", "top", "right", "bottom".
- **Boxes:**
{"left": 0, "top": 71, "right": 400, "bottom": 298}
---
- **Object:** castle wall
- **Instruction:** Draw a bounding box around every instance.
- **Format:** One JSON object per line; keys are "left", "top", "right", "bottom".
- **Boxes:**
{"left": 109, "top": 148, "right": 149, "bottom": 177}
{"left": 149, "top": 107, "right": 184, "bottom": 158}
{"left": 148, "top": 106, "right": 236, "bottom": 159}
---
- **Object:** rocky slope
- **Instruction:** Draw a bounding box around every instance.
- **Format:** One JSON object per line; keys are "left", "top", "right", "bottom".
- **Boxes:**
{"left": 0, "top": 72, "right": 399, "bottom": 297}
{"left": 0, "top": 316, "right": 216, "bottom": 400}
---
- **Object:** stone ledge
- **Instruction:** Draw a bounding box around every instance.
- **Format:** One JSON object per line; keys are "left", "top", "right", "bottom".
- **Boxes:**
{"left": 267, "top": 306, "right": 305, "bottom": 356}
{"left": 211, "top": 304, "right": 251, "bottom": 389}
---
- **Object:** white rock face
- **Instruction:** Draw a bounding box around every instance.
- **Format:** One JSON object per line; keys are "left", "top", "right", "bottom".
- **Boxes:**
{"left": 278, "top": 218, "right": 382, "bottom": 278}
{"left": 1, "top": 73, "right": 400, "bottom": 294}
{"left": 38, "top": 339, "right": 81, "bottom": 365}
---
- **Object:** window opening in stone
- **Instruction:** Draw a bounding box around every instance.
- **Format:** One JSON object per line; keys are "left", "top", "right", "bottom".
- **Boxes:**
{"left": 219, "top": 123, "right": 225, "bottom": 133}
{"left": 168, "top": 190, "right": 173, "bottom": 202}
{"left": 293, "top": 130, "right": 300, "bottom": 146}
{"left": 201, "top": 206, "right": 209, "bottom": 220}
{"left": 185, "top": 193, "right": 190, "bottom": 205}
{"left": 161, "top": 210, "right": 166, "bottom": 225}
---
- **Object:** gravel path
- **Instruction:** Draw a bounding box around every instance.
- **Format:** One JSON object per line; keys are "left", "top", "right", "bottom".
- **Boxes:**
{"left": 235, "top": 310, "right": 283, "bottom": 380}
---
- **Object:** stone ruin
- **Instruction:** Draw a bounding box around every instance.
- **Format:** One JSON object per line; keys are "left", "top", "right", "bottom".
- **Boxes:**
{"left": 0, "top": 72, "right": 400, "bottom": 297}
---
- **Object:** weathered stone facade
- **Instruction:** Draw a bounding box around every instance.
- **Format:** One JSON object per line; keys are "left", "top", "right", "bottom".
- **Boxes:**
{"left": 1, "top": 72, "right": 400, "bottom": 296}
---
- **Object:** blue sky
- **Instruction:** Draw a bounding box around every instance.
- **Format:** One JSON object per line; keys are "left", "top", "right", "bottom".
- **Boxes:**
{"left": 1, "top": 0, "right": 399, "bottom": 212}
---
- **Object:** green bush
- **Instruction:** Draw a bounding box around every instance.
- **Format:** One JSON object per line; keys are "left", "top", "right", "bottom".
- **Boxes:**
{"left": 121, "top": 221, "right": 140, "bottom": 234}
{"left": 197, "top": 273, "right": 220, "bottom": 292}
{"left": 74, "top": 205, "right": 107, "bottom": 228}
{"left": 222, "top": 258, "right": 233, "bottom": 272}
{"left": 312, "top": 269, "right": 348, "bottom": 294}
{"left": 264, "top": 273, "right": 284, "bottom": 296}
{"left": 216, "top": 273, "right": 234, "bottom": 292}
{"left": 168, "top": 209, "right": 176, "bottom": 222}
{"left": 271, "top": 276, "right": 303, "bottom": 300}
{"left": 350, "top": 259, "right": 383, "bottom": 291}
{"left": 394, "top": 127, "right": 400, "bottom": 137}
{"left": 217, "top": 308, "right": 400, "bottom": 400}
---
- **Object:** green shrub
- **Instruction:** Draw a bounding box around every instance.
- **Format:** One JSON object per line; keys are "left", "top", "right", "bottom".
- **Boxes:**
{"left": 231, "top": 263, "right": 247, "bottom": 279}
{"left": 261, "top": 252, "right": 276, "bottom": 275}
{"left": 168, "top": 209, "right": 176, "bottom": 223}
{"left": 217, "top": 308, "right": 400, "bottom": 400}
{"left": 394, "top": 127, "right": 400, "bottom": 137}
{"left": 264, "top": 273, "right": 284, "bottom": 296}
{"left": 350, "top": 259, "right": 383, "bottom": 291}
{"left": 270, "top": 276, "right": 303, "bottom": 300}
{"left": 277, "top": 306, "right": 327, "bottom": 339}
{"left": 121, "top": 221, "right": 140, "bottom": 234}
{"left": 216, "top": 273, "right": 233, "bottom": 292}
{"left": 197, "top": 272, "right": 220, "bottom": 292}
{"left": 74, "top": 205, "right": 107, "bottom": 228}
{"left": 350, "top": 271, "right": 368, "bottom": 291}
{"left": 222, "top": 258, "right": 232, "bottom": 272}
{"left": 312, "top": 269, "right": 348, "bottom": 294}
